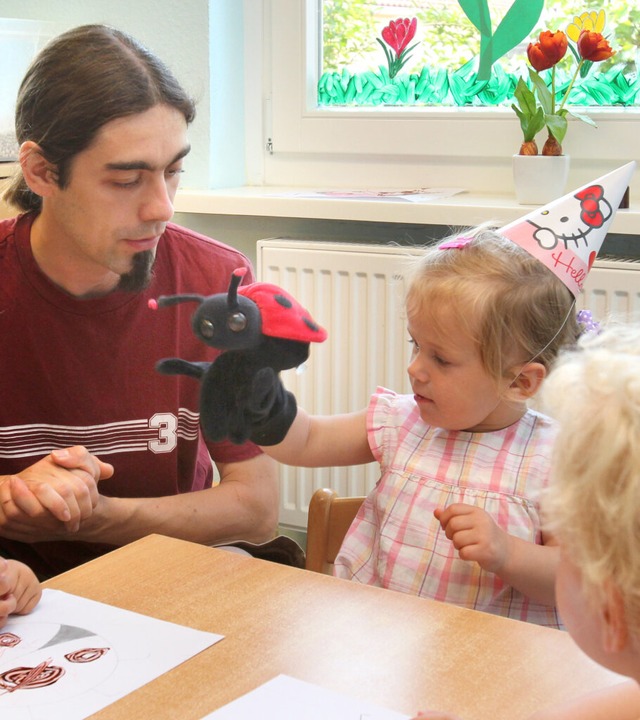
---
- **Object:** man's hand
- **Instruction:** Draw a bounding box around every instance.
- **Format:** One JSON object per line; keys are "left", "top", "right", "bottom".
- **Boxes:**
{"left": 0, "top": 447, "right": 114, "bottom": 538}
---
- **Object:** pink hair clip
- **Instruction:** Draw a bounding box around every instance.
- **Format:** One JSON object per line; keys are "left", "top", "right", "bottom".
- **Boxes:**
{"left": 438, "top": 236, "right": 474, "bottom": 250}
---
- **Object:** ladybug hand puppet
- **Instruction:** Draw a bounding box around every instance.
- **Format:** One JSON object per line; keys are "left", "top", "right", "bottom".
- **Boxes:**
{"left": 149, "top": 268, "right": 327, "bottom": 445}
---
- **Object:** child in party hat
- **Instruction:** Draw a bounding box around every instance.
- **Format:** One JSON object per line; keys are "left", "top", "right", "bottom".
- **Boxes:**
{"left": 411, "top": 322, "right": 640, "bottom": 719}
{"left": 249, "top": 163, "right": 634, "bottom": 627}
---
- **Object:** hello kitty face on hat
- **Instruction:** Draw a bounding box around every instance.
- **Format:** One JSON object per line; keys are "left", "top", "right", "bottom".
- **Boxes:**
{"left": 498, "top": 162, "right": 635, "bottom": 297}
{"left": 529, "top": 184, "right": 613, "bottom": 256}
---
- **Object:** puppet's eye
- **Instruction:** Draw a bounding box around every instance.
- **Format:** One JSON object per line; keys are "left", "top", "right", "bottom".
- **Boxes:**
{"left": 200, "top": 319, "right": 215, "bottom": 339}
{"left": 228, "top": 312, "right": 247, "bottom": 332}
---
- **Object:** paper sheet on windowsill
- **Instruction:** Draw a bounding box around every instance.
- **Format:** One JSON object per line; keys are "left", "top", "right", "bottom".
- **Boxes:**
{"left": 271, "top": 187, "right": 466, "bottom": 203}
{"left": 202, "top": 674, "right": 411, "bottom": 719}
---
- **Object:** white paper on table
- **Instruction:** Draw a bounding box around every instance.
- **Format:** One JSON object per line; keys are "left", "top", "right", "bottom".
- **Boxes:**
{"left": 0, "top": 588, "right": 223, "bottom": 720}
{"left": 202, "top": 674, "right": 411, "bottom": 720}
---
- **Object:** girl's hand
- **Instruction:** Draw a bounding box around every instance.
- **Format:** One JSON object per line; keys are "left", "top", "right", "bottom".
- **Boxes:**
{"left": 411, "top": 712, "right": 463, "bottom": 720}
{"left": 0, "top": 558, "right": 41, "bottom": 628}
{"left": 434, "top": 503, "right": 509, "bottom": 574}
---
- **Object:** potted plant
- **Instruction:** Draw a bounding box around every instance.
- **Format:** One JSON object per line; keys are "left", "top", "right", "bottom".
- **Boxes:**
{"left": 512, "top": 10, "right": 615, "bottom": 204}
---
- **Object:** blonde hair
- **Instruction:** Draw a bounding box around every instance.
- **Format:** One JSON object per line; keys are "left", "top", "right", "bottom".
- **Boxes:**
{"left": 543, "top": 324, "right": 640, "bottom": 634}
{"left": 405, "top": 228, "right": 578, "bottom": 384}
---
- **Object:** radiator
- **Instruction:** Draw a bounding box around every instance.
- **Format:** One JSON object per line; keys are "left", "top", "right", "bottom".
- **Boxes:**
{"left": 257, "top": 239, "right": 640, "bottom": 530}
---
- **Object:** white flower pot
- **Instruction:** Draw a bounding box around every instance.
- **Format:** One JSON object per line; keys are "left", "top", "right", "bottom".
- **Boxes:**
{"left": 512, "top": 154, "right": 570, "bottom": 205}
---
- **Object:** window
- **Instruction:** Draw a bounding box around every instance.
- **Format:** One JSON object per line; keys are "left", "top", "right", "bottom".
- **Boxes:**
{"left": 0, "top": 18, "right": 54, "bottom": 161}
{"left": 319, "top": 1, "right": 638, "bottom": 109}
{"left": 254, "top": 0, "right": 639, "bottom": 192}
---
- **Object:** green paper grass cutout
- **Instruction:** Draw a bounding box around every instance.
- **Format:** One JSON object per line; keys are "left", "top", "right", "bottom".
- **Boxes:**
{"left": 317, "top": 62, "right": 638, "bottom": 108}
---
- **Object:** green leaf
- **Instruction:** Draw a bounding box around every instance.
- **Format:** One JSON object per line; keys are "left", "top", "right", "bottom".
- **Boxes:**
{"left": 513, "top": 77, "right": 537, "bottom": 116}
{"left": 512, "top": 102, "right": 545, "bottom": 141}
{"left": 528, "top": 107, "right": 546, "bottom": 140}
{"left": 483, "top": 0, "right": 544, "bottom": 67}
{"left": 458, "top": 0, "right": 492, "bottom": 36}
{"left": 579, "top": 59, "right": 594, "bottom": 79}
{"left": 567, "top": 42, "right": 581, "bottom": 63}
{"left": 376, "top": 38, "right": 393, "bottom": 67}
{"left": 398, "top": 42, "right": 420, "bottom": 62}
{"left": 567, "top": 109, "right": 598, "bottom": 127}
{"left": 529, "top": 68, "right": 553, "bottom": 114}
{"left": 545, "top": 114, "right": 568, "bottom": 144}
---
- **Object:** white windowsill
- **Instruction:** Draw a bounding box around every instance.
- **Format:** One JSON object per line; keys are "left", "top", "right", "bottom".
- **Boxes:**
{"left": 175, "top": 186, "right": 639, "bottom": 235}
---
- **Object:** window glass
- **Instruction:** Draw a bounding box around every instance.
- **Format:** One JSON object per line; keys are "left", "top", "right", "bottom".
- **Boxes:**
{"left": 319, "top": 0, "right": 638, "bottom": 108}
{"left": 263, "top": 0, "right": 638, "bottom": 182}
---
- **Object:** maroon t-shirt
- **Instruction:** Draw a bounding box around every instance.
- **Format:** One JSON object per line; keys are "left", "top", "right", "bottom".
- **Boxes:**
{"left": 0, "top": 213, "right": 262, "bottom": 577}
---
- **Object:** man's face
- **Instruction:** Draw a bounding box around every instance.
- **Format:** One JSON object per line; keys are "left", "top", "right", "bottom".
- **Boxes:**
{"left": 36, "top": 104, "right": 190, "bottom": 296}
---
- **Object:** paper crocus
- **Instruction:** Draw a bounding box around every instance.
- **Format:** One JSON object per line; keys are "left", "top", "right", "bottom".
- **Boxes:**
{"left": 512, "top": 9, "right": 615, "bottom": 157}
{"left": 377, "top": 17, "right": 418, "bottom": 79}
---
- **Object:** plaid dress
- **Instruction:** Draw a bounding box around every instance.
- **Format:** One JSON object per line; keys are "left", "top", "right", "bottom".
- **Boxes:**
{"left": 334, "top": 388, "right": 561, "bottom": 628}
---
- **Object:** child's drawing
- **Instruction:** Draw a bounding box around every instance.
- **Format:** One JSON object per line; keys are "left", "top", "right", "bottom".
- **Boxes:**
{"left": 0, "top": 589, "right": 222, "bottom": 719}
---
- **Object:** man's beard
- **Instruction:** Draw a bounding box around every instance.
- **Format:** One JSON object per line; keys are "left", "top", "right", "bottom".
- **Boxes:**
{"left": 117, "top": 250, "right": 155, "bottom": 292}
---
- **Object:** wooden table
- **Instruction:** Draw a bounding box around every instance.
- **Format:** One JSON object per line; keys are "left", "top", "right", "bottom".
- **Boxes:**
{"left": 43, "top": 534, "right": 622, "bottom": 720}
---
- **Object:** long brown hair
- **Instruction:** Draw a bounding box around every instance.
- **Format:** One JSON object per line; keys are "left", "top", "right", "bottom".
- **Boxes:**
{"left": 4, "top": 24, "right": 196, "bottom": 212}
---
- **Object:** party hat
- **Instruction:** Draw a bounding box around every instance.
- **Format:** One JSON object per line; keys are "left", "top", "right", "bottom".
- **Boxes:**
{"left": 499, "top": 161, "right": 635, "bottom": 297}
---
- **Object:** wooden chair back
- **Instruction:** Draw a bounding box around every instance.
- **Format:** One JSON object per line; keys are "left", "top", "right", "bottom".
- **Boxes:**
{"left": 305, "top": 488, "right": 365, "bottom": 575}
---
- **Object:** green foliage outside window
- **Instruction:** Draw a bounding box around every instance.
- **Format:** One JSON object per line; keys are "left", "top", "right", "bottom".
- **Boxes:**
{"left": 318, "top": 0, "right": 639, "bottom": 108}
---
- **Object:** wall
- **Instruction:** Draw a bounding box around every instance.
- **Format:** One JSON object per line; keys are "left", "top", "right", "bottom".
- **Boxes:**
{"left": 172, "top": 212, "right": 640, "bottom": 270}
{"left": 2, "top": 3, "right": 636, "bottom": 266}
{"left": 0, "top": 0, "right": 222, "bottom": 189}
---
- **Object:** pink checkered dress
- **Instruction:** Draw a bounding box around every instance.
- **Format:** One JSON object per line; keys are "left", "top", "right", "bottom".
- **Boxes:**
{"left": 334, "top": 388, "right": 561, "bottom": 628}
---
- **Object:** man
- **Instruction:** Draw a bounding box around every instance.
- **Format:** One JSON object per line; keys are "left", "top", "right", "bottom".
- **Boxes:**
{"left": 0, "top": 24, "right": 279, "bottom": 579}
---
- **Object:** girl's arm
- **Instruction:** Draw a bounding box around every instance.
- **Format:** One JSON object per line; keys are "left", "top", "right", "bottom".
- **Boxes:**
{"left": 492, "top": 529, "right": 559, "bottom": 606}
{"left": 261, "top": 408, "right": 374, "bottom": 468}
{"left": 435, "top": 504, "right": 558, "bottom": 606}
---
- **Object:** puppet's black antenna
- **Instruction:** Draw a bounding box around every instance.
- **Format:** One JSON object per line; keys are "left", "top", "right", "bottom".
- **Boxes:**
{"left": 148, "top": 294, "right": 204, "bottom": 310}
{"left": 227, "top": 268, "right": 248, "bottom": 312}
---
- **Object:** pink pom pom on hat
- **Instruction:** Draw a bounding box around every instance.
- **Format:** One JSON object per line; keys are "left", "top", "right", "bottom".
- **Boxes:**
{"left": 498, "top": 162, "right": 636, "bottom": 297}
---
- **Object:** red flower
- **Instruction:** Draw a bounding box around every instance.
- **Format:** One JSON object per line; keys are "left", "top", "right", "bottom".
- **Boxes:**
{"left": 381, "top": 17, "right": 417, "bottom": 56}
{"left": 527, "top": 30, "right": 568, "bottom": 72}
{"left": 577, "top": 30, "right": 615, "bottom": 62}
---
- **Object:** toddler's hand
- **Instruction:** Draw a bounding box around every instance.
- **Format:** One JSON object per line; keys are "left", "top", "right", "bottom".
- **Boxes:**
{"left": 411, "top": 712, "right": 463, "bottom": 720}
{"left": 0, "top": 558, "right": 41, "bottom": 628}
{"left": 434, "top": 503, "right": 509, "bottom": 574}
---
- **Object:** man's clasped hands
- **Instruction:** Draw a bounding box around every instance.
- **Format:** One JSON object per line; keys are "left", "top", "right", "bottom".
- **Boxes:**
{"left": 0, "top": 446, "right": 113, "bottom": 541}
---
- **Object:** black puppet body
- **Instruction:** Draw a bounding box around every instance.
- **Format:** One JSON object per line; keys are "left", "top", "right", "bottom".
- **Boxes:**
{"left": 150, "top": 268, "right": 326, "bottom": 445}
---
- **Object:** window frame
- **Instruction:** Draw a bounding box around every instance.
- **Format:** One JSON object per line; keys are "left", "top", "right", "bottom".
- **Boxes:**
{"left": 252, "top": 0, "right": 640, "bottom": 193}
{"left": 256, "top": 0, "right": 638, "bottom": 189}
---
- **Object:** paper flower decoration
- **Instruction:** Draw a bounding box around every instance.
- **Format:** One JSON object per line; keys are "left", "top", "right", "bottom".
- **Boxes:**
{"left": 512, "top": 9, "right": 615, "bottom": 156}
{"left": 377, "top": 17, "right": 418, "bottom": 79}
